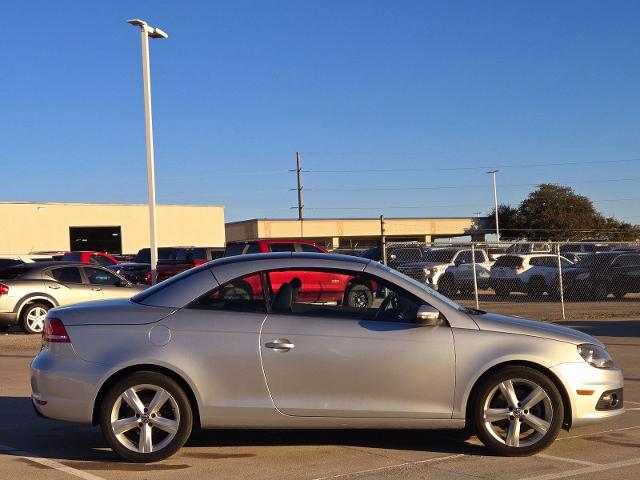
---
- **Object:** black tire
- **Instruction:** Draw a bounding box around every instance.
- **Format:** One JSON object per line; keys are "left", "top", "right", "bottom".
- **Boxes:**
{"left": 438, "top": 275, "right": 457, "bottom": 298}
{"left": 99, "top": 371, "right": 193, "bottom": 463}
{"left": 526, "top": 277, "right": 546, "bottom": 298}
{"left": 593, "top": 281, "right": 609, "bottom": 301}
{"left": 612, "top": 289, "right": 626, "bottom": 299}
{"left": 345, "top": 283, "right": 373, "bottom": 308}
{"left": 472, "top": 366, "right": 564, "bottom": 456}
{"left": 19, "top": 302, "right": 50, "bottom": 334}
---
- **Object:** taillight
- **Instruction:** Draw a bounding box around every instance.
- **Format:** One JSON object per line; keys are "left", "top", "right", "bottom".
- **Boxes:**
{"left": 42, "top": 317, "right": 70, "bottom": 343}
{"left": 0, "top": 284, "right": 8, "bottom": 296}
{"left": 193, "top": 260, "right": 206, "bottom": 266}
{"left": 145, "top": 272, "right": 152, "bottom": 284}
{"left": 516, "top": 265, "right": 524, "bottom": 271}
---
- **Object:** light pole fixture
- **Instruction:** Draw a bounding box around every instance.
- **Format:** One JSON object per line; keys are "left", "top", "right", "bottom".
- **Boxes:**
{"left": 487, "top": 170, "right": 500, "bottom": 241}
{"left": 127, "top": 19, "right": 168, "bottom": 284}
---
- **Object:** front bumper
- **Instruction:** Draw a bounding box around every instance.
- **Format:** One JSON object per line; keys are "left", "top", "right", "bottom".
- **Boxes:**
{"left": 31, "top": 345, "right": 111, "bottom": 424}
{"left": 550, "top": 362, "right": 625, "bottom": 428}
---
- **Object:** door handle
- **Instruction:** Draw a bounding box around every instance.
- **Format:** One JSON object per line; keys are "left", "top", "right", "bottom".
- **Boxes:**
{"left": 91, "top": 287, "right": 102, "bottom": 291}
{"left": 265, "top": 339, "right": 294, "bottom": 352}
{"left": 48, "top": 285, "right": 60, "bottom": 289}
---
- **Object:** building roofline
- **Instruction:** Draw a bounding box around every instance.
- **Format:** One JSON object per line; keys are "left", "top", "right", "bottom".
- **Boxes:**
{"left": 0, "top": 201, "right": 224, "bottom": 208}
{"left": 226, "top": 216, "right": 487, "bottom": 225}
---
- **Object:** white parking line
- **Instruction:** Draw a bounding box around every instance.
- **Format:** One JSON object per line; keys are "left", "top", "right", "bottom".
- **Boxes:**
{"left": 0, "top": 443, "right": 105, "bottom": 480}
{"left": 310, "top": 453, "right": 466, "bottom": 480}
{"left": 518, "top": 457, "right": 640, "bottom": 480}
{"left": 536, "top": 454, "right": 599, "bottom": 466}
{"left": 624, "top": 400, "right": 640, "bottom": 405}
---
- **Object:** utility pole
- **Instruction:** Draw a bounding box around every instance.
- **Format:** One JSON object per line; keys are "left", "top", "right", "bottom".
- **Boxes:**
{"left": 296, "top": 152, "right": 304, "bottom": 220}
{"left": 487, "top": 170, "right": 500, "bottom": 242}
{"left": 380, "top": 215, "right": 387, "bottom": 266}
{"left": 128, "top": 19, "right": 168, "bottom": 284}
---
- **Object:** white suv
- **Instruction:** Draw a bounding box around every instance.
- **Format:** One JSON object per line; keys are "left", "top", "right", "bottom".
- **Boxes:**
{"left": 398, "top": 248, "right": 493, "bottom": 296}
{"left": 489, "top": 254, "right": 573, "bottom": 297}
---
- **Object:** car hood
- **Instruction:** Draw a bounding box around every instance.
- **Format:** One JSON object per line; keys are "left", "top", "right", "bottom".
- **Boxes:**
{"left": 51, "top": 299, "right": 175, "bottom": 326}
{"left": 471, "top": 312, "right": 603, "bottom": 347}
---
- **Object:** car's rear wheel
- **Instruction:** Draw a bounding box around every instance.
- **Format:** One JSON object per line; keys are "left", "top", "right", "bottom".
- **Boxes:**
{"left": 493, "top": 287, "right": 510, "bottom": 297}
{"left": 472, "top": 366, "right": 563, "bottom": 456}
{"left": 526, "top": 277, "right": 546, "bottom": 298}
{"left": 20, "top": 303, "right": 50, "bottom": 334}
{"left": 345, "top": 283, "right": 373, "bottom": 308}
{"left": 99, "top": 372, "right": 193, "bottom": 463}
{"left": 612, "top": 289, "right": 626, "bottom": 299}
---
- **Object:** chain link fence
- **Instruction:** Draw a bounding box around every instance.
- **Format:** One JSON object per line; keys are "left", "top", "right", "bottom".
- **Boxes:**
{"left": 382, "top": 240, "right": 640, "bottom": 321}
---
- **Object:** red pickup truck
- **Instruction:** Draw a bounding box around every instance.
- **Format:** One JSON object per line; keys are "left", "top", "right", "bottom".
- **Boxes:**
{"left": 61, "top": 251, "right": 120, "bottom": 267}
{"left": 224, "top": 240, "right": 375, "bottom": 307}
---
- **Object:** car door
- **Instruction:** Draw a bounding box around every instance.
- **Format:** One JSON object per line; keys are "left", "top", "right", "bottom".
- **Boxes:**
{"left": 83, "top": 267, "right": 132, "bottom": 300}
{"left": 260, "top": 268, "right": 455, "bottom": 419}
{"left": 611, "top": 254, "right": 640, "bottom": 293}
{"left": 45, "top": 266, "right": 90, "bottom": 305}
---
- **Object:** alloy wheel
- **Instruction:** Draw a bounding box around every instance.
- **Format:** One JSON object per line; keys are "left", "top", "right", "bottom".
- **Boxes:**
{"left": 482, "top": 378, "right": 553, "bottom": 448}
{"left": 110, "top": 384, "right": 181, "bottom": 454}
{"left": 25, "top": 306, "right": 48, "bottom": 333}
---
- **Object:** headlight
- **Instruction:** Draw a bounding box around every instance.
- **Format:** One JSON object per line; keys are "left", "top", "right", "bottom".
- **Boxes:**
{"left": 431, "top": 267, "right": 438, "bottom": 273}
{"left": 576, "top": 272, "right": 590, "bottom": 281}
{"left": 578, "top": 344, "right": 614, "bottom": 369}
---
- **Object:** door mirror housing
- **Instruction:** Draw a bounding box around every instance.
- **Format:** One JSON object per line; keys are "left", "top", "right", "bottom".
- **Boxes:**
{"left": 416, "top": 305, "right": 441, "bottom": 326}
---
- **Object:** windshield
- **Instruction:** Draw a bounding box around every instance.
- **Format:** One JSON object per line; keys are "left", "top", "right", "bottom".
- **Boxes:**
{"left": 422, "top": 249, "right": 457, "bottom": 263}
{"left": 373, "top": 262, "right": 465, "bottom": 312}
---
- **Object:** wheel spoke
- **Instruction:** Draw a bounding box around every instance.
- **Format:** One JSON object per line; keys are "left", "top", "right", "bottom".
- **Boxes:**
{"left": 147, "top": 388, "right": 170, "bottom": 414}
{"left": 499, "top": 380, "right": 520, "bottom": 408}
{"left": 151, "top": 416, "right": 178, "bottom": 435}
{"left": 506, "top": 419, "right": 521, "bottom": 447}
{"left": 485, "top": 408, "right": 510, "bottom": 423}
{"left": 524, "top": 413, "right": 550, "bottom": 434}
{"left": 522, "top": 386, "right": 547, "bottom": 411}
{"left": 139, "top": 423, "right": 153, "bottom": 453}
{"left": 121, "top": 388, "right": 145, "bottom": 415}
{"left": 111, "top": 416, "right": 139, "bottom": 436}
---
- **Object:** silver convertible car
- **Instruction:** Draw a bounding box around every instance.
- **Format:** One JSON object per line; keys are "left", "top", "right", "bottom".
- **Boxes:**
{"left": 31, "top": 253, "right": 624, "bottom": 462}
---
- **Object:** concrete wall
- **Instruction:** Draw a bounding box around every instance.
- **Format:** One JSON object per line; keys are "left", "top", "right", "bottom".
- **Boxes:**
{"left": 0, "top": 202, "right": 225, "bottom": 254}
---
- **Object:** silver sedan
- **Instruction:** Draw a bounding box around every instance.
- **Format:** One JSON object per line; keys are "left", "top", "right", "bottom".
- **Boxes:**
{"left": 31, "top": 253, "right": 624, "bottom": 462}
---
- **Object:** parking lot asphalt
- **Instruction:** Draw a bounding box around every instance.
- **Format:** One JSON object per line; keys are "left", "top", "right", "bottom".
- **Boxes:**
{"left": 1, "top": 317, "right": 639, "bottom": 480}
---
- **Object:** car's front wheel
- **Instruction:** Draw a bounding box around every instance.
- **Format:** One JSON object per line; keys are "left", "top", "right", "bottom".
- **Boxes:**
{"left": 99, "top": 371, "right": 193, "bottom": 463}
{"left": 472, "top": 366, "right": 564, "bottom": 456}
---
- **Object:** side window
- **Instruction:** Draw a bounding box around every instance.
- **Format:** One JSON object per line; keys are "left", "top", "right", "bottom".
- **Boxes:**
{"left": 300, "top": 244, "right": 324, "bottom": 253}
{"left": 188, "top": 273, "right": 265, "bottom": 312}
{"left": 474, "top": 251, "right": 487, "bottom": 263}
{"left": 614, "top": 255, "right": 640, "bottom": 267}
{"left": 85, "top": 267, "right": 121, "bottom": 285}
{"left": 560, "top": 258, "right": 572, "bottom": 267}
{"left": 91, "top": 255, "right": 116, "bottom": 267}
{"left": 269, "top": 243, "right": 295, "bottom": 253}
{"left": 265, "top": 269, "right": 425, "bottom": 323}
{"left": 529, "top": 257, "right": 540, "bottom": 267}
{"left": 456, "top": 251, "right": 473, "bottom": 264}
{"left": 245, "top": 243, "right": 261, "bottom": 254}
{"left": 0, "top": 259, "right": 21, "bottom": 270}
{"left": 52, "top": 267, "right": 83, "bottom": 284}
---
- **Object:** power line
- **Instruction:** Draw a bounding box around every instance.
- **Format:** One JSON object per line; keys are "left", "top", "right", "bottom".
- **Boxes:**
{"left": 297, "top": 157, "right": 640, "bottom": 174}
{"left": 302, "top": 176, "right": 640, "bottom": 192}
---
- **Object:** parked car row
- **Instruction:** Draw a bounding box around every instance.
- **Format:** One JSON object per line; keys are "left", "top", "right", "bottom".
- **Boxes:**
{"left": 367, "top": 243, "right": 640, "bottom": 301}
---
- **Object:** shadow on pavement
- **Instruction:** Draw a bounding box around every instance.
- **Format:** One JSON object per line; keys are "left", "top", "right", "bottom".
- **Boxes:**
{"left": 555, "top": 320, "right": 640, "bottom": 338}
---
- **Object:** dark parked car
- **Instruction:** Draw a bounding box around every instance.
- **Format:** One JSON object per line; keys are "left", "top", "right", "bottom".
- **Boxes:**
{"left": 359, "top": 243, "right": 429, "bottom": 270}
{"left": 561, "top": 252, "right": 640, "bottom": 300}
{"left": 134, "top": 247, "right": 225, "bottom": 283}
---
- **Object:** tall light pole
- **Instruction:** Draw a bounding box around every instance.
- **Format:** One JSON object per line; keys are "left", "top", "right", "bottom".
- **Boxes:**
{"left": 128, "top": 19, "right": 168, "bottom": 284}
{"left": 487, "top": 170, "right": 500, "bottom": 241}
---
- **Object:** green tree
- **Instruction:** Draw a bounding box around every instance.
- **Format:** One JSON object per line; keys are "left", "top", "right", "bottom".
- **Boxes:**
{"left": 488, "top": 184, "right": 640, "bottom": 241}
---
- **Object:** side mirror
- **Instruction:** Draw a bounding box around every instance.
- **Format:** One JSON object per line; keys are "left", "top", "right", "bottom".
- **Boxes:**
{"left": 416, "top": 305, "right": 441, "bottom": 326}
{"left": 389, "top": 254, "right": 397, "bottom": 261}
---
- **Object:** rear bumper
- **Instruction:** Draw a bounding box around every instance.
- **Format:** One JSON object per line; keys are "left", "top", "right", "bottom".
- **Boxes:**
{"left": 30, "top": 346, "right": 111, "bottom": 424}
{"left": 489, "top": 278, "right": 524, "bottom": 291}
{"left": 550, "top": 362, "right": 625, "bottom": 428}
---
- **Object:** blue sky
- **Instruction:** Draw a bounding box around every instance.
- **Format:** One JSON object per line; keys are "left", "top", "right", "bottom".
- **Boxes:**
{"left": 2, "top": 1, "right": 640, "bottom": 223}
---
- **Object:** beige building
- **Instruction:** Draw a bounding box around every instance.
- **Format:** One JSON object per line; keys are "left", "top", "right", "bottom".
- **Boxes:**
{"left": 0, "top": 202, "right": 225, "bottom": 255}
{"left": 226, "top": 217, "right": 487, "bottom": 250}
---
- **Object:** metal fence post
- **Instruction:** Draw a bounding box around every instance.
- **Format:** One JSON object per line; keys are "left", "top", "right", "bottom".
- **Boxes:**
{"left": 380, "top": 215, "right": 387, "bottom": 266}
{"left": 471, "top": 242, "right": 480, "bottom": 310}
{"left": 556, "top": 243, "right": 566, "bottom": 320}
